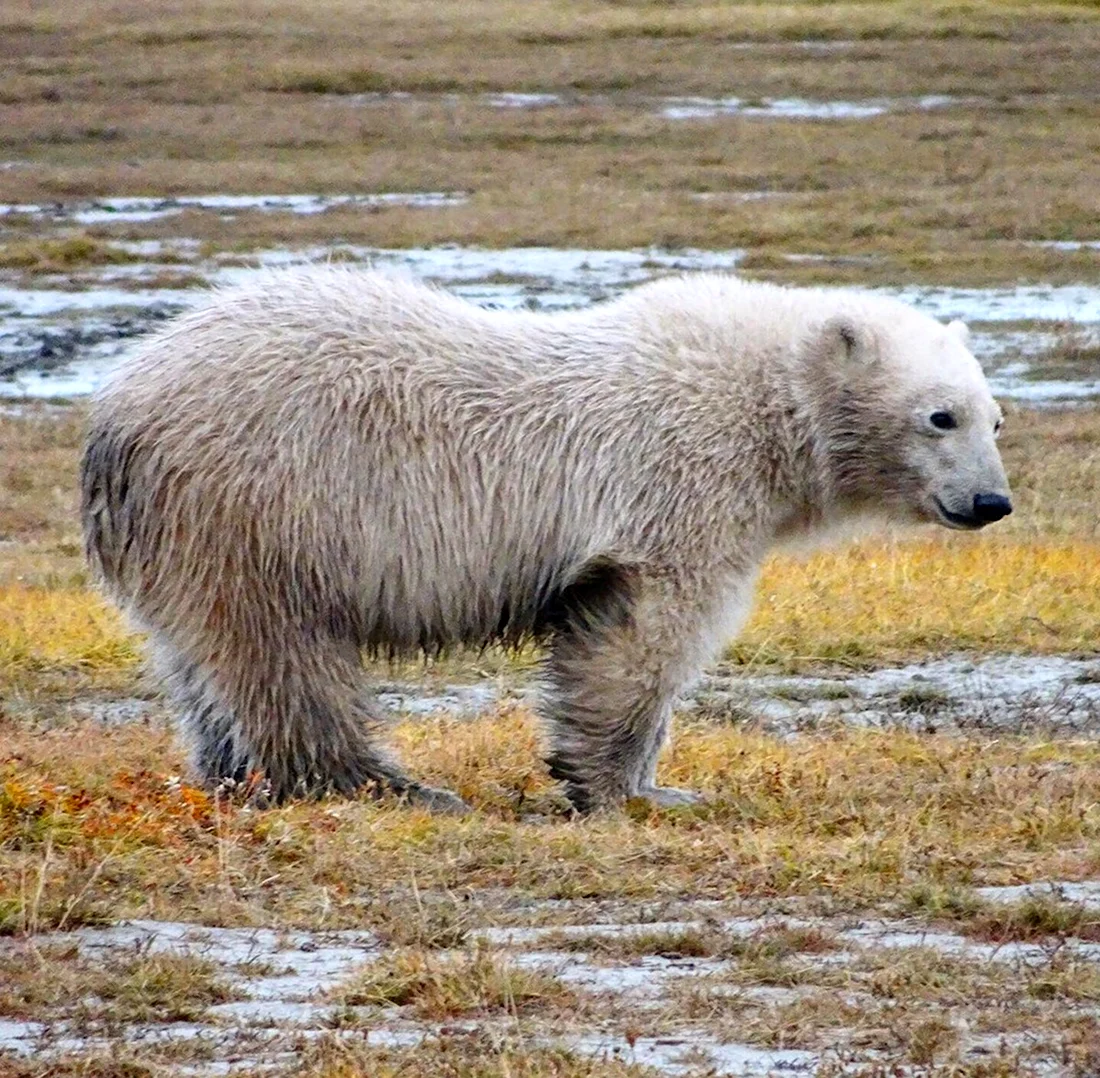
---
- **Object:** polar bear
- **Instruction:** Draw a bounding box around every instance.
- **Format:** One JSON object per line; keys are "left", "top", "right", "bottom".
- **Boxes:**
{"left": 81, "top": 268, "right": 1011, "bottom": 812}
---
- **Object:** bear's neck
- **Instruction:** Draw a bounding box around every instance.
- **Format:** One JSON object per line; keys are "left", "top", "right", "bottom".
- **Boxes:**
{"left": 693, "top": 345, "right": 854, "bottom": 553}
{"left": 765, "top": 361, "right": 883, "bottom": 550}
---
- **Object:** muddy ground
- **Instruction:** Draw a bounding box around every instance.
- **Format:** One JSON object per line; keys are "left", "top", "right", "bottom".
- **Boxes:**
{"left": 3, "top": 6, "right": 1100, "bottom": 1074}
{"left": 6, "top": 889, "right": 1100, "bottom": 1076}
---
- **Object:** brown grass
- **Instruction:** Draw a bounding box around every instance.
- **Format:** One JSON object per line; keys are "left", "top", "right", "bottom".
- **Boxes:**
{"left": 291, "top": 1032, "right": 657, "bottom": 1077}
{"left": 0, "top": 1, "right": 1098, "bottom": 283}
{"left": 541, "top": 922, "right": 838, "bottom": 964}
{"left": 4, "top": 711, "right": 1100, "bottom": 935}
{"left": 6, "top": 0, "right": 1099, "bottom": 107}
{"left": 4, "top": 710, "right": 1100, "bottom": 1071}
{"left": 663, "top": 936, "right": 1100, "bottom": 1063}
{"left": 332, "top": 947, "right": 573, "bottom": 1019}
{"left": 961, "top": 894, "right": 1100, "bottom": 944}
{"left": 0, "top": 1022, "right": 659, "bottom": 1077}
{"left": 0, "top": 944, "right": 238, "bottom": 1024}
{"left": 0, "top": 236, "right": 142, "bottom": 274}
{"left": 1023, "top": 324, "right": 1100, "bottom": 385}
{"left": 2, "top": 7, "right": 1100, "bottom": 1072}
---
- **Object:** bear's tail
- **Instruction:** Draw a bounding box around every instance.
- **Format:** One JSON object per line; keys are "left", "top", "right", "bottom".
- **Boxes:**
{"left": 80, "top": 422, "right": 143, "bottom": 591}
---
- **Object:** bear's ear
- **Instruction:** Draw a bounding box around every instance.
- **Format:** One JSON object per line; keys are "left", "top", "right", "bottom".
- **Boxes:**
{"left": 946, "top": 319, "right": 970, "bottom": 345}
{"left": 821, "top": 314, "right": 871, "bottom": 365}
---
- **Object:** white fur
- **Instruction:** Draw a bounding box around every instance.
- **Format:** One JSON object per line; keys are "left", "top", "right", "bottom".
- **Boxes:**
{"left": 81, "top": 267, "right": 1011, "bottom": 811}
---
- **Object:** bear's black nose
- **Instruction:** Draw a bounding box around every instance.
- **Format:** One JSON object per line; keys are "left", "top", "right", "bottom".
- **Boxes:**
{"left": 973, "top": 493, "right": 1012, "bottom": 522}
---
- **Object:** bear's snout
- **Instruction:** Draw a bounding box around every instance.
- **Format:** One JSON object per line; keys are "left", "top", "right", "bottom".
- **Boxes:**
{"left": 933, "top": 490, "right": 1012, "bottom": 530}
{"left": 972, "top": 492, "right": 1012, "bottom": 523}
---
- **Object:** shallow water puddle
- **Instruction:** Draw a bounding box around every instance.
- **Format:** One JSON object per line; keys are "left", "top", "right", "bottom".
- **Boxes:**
{"left": 0, "top": 916, "right": 822, "bottom": 1074}
{"left": 0, "top": 1020, "right": 45, "bottom": 1054}
{"left": 489, "top": 914, "right": 1100, "bottom": 968}
{"left": 688, "top": 190, "right": 794, "bottom": 204}
{"left": 697, "top": 653, "right": 1100, "bottom": 735}
{"left": 486, "top": 90, "right": 958, "bottom": 121}
{"left": 2, "top": 243, "right": 1098, "bottom": 401}
{"left": 1025, "top": 240, "right": 1100, "bottom": 253}
{"left": 512, "top": 949, "right": 732, "bottom": 996}
{"left": 335, "top": 88, "right": 1074, "bottom": 122}
{"left": 69, "top": 654, "right": 1100, "bottom": 735}
{"left": 371, "top": 654, "right": 1100, "bottom": 735}
{"left": 0, "top": 919, "right": 376, "bottom": 1063}
{"left": 976, "top": 881, "right": 1100, "bottom": 910}
{"left": 73, "top": 918, "right": 378, "bottom": 1004}
{"left": 376, "top": 681, "right": 504, "bottom": 718}
{"left": 657, "top": 93, "right": 958, "bottom": 121}
{"left": 561, "top": 1032, "right": 817, "bottom": 1076}
{"left": 0, "top": 245, "right": 748, "bottom": 396}
{"left": 972, "top": 328, "right": 1100, "bottom": 404}
{"left": 484, "top": 92, "right": 564, "bottom": 109}
{"left": 0, "top": 191, "right": 467, "bottom": 225}
{"left": 888, "top": 282, "right": 1100, "bottom": 325}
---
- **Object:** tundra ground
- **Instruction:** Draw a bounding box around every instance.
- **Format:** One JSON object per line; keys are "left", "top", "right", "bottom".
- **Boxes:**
{"left": 3, "top": 403, "right": 1100, "bottom": 1076}
{"left": 2, "top": 0, "right": 1099, "bottom": 286}
{"left": 2, "top": 2, "right": 1100, "bottom": 1075}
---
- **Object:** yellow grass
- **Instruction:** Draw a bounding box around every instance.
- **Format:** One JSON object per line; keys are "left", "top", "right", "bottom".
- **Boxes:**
{"left": 3, "top": 6, "right": 1100, "bottom": 1073}
{"left": 332, "top": 948, "right": 574, "bottom": 1019}
{"left": 1, "top": 536, "right": 1095, "bottom": 697}
{"left": 741, "top": 536, "right": 1100, "bottom": 665}
{"left": 0, "top": 584, "right": 135, "bottom": 673}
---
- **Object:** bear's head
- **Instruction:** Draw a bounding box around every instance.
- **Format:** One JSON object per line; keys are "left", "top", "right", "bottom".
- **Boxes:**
{"left": 810, "top": 301, "right": 1011, "bottom": 531}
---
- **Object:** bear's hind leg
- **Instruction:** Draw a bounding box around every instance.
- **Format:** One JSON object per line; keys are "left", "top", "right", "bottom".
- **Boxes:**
{"left": 541, "top": 561, "right": 711, "bottom": 813}
{"left": 185, "top": 625, "right": 468, "bottom": 812}
{"left": 151, "top": 639, "right": 249, "bottom": 790}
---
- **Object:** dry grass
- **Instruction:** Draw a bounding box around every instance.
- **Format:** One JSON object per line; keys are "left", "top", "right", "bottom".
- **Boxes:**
{"left": 5, "top": 709, "right": 1100, "bottom": 1070}
{"left": 332, "top": 947, "right": 573, "bottom": 1019}
{"left": 289, "top": 1032, "right": 657, "bottom": 1077}
{"left": 739, "top": 535, "right": 1100, "bottom": 666}
{"left": 0, "top": 1058, "right": 162, "bottom": 1078}
{"left": 0, "top": 944, "right": 238, "bottom": 1024}
{"left": 2, "top": 6, "right": 1100, "bottom": 1072}
{"left": 540, "top": 922, "right": 839, "bottom": 964}
{"left": 0, "top": 1, "right": 1098, "bottom": 284}
{"left": 0, "top": 1022, "right": 658, "bottom": 1077}
{"left": 0, "top": 236, "right": 139, "bottom": 273}
{"left": 8, "top": 0, "right": 1098, "bottom": 107}
{"left": 3, "top": 711, "right": 1100, "bottom": 934}
{"left": 685, "top": 943, "right": 1100, "bottom": 1058}
{"left": 1023, "top": 325, "right": 1100, "bottom": 386}
{"left": 0, "top": 408, "right": 85, "bottom": 552}
{"left": 960, "top": 894, "right": 1100, "bottom": 944}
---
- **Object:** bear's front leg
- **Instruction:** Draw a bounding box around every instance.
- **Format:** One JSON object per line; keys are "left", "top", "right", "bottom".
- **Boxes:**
{"left": 541, "top": 564, "right": 716, "bottom": 813}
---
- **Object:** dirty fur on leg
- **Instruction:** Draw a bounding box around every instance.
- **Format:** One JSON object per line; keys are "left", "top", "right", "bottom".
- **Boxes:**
{"left": 151, "top": 641, "right": 250, "bottom": 790}
{"left": 542, "top": 561, "right": 712, "bottom": 812}
{"left": 189, "top": 628, "right": 469, "bottom": 811}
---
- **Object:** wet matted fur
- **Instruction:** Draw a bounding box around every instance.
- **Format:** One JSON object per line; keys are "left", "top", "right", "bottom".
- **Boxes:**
{"left": 81, "top": 267, "right": 1010, "bottom": 811}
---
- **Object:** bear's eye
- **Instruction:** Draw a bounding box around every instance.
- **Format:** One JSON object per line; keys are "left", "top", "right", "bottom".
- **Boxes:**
{"left": 929, "top": 411, "right": 957, "bottom": 431}
{"left": 994, "top": 418, "right": 1003, "bottom": 436}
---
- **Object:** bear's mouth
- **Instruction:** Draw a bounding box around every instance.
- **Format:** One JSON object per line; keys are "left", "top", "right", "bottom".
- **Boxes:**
{"left": 932, "top": 497, "right": 986, "bottom": 530}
